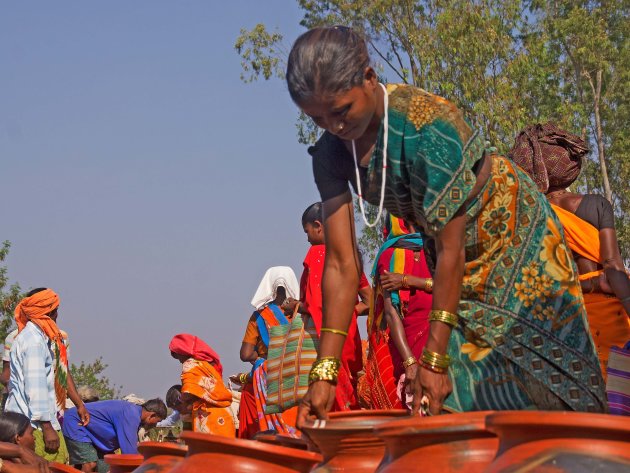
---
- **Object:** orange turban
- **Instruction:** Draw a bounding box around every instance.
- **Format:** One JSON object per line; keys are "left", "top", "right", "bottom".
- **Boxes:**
{"left": 15, "top": 288, "right": 62, "bottom": 342}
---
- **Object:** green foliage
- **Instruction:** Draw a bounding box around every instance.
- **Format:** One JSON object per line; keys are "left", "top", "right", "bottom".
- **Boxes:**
{"left": 235, "top": 0, "right": 630, "bottom": 261}
{"left": 0, "top": 241, "right": 23, "bottom": 345}
{"left": 234, "top": 24, "right": 287, "bottom": 83}
{"left": 70, "top": 357, "right": 122, "bottom": 400}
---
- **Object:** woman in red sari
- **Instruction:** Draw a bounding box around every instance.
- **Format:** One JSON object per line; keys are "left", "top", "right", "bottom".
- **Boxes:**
{"left": 284, "top": 202, "right": 371, "bottom": 411}
{"left": 364, "top": 215, "right": 433, "bottom": 410}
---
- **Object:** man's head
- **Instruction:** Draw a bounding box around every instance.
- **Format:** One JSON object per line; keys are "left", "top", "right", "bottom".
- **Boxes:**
{"left": 302, "top": 202, "right": 325, "bottom": 246}
{"left": 140, "top": 398, "right": 167, "bottom": 428}
{"left": 165, "top": 384, "right": 184, "bottom": 411}
{"left": 20, "top": 287, "right": 59, "bottom": 322}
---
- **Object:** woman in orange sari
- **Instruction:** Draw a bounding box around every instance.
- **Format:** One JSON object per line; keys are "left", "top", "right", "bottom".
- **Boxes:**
{"left": 169, "top": 334, "right": 235, "bottom": 437}
{"left": 511, "top": 123, "right": 630, "bottom": 378}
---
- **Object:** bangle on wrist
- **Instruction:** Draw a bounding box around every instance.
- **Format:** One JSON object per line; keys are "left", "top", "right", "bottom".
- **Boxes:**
{"left": 309, "top": 357, "right": 341, "bottom": 385}
{"left": 402, "top": 356, "right": 418, "bottom": 368}
{"left": 419, "top": 360, "right": 448, "bottom": 374}
{"left": 424, "top": 278, "right": 433, "bottom": 293}
{"left": 429, "top": 309, "right": 459, "bottom": 328}
{"left": 320, "top": 327, "right": 348, "bottom": 337}
{"left": 401, "top": 274, "right": 409, "bottom": 289}
{"left": 421, "top": 348, "right": 451, "bottom": 369}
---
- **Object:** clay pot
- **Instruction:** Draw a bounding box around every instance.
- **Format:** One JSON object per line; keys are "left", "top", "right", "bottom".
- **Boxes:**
{"left": 177, "top": 431, "right": 322, "bottom": 473}
{"left": 375, "top": 411, "right": 498, "bottom": 473}
{"left": 137, "top": 441, "right": 188, "bottom": 459}
{"left": 255, "top": 433, "right": 312, "bottom": 451}
{"left": 486, "top": 410, "right": 630, "bottom": 472}
{"left": 301, "top": 409, "right": 409, "bottom": 472}
{"left": 131, "top": 455, "right": 185, "bottom": 473}
{"left": 49, "top": 463, "right": 82, "bottom": 473}
{"left": 103, "top": 453, "right": 144, "bottom": 473}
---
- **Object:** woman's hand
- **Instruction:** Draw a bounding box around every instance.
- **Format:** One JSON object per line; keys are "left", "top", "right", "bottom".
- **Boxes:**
{"left": 296, "top": 381, "right": 336, "bottom": 428}
{"left": 598, "top": 273, "right": 614, "bottom": 294}
{"left": 418, "top": 366, "right": 452, "bottom": 415}
{"left": 380, "top": 271, "right": 404, "bottom": 291}
{"left": 403, "top": 363, "right": 422, "bottom": 413}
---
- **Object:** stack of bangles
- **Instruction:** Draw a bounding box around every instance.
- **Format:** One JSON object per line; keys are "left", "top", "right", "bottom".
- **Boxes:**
{"left": 308, "top": 356, "right": 341, "bottom": 385}
{"left": 429, "top": 309, "right": 459, "bottom": 327}
{"left": 239, "top": 372, "right": 248, "bottom": 384}
{"left": 420, "top": 349, "right": 450, "bottom": 374}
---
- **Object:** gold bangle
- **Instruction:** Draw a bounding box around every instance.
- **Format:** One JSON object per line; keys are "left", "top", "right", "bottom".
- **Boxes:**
{"left": 421, "top": 349, "right": 451, "bottom": 369}
{"left": 239, "top": 373, "right": 248, "bottom": 384}
{"left": 424, "top": 278, "right": 433, "bottom": 293}
{"left": 419, "top": 360, "right": 448, "bottom": 374}
{"left": 320, "top": 327, "right": 348, "bottom": 337}
{"left": 401, "top": 274, "right": 409, "bottom": 289}
{"left": 429, "top": 309, "right": 459, "bottom": 328}
{"left": 402, "top": 356, "right": 418, "bottom": 368}
{"left": 309, "top": 357, "right": 341, "bottom": 385}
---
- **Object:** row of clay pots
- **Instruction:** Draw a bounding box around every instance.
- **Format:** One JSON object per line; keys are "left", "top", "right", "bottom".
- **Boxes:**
{"left": 101, "top": 409, "right": 630, "bottom": 473}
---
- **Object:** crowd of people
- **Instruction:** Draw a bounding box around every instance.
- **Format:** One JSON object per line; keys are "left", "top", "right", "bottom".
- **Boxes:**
{"left": 1, "top": 24, "right": 629, "bottom": 473}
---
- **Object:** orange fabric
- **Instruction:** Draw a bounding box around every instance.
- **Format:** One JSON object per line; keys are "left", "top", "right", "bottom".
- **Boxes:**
{"left": 181, "top": 358, "right": 235, "bottom": 437}
{"left": 242, "top": 315, "right": 268, "bottom": 359}
{"left": 583, "top": 293, "right": 630, "bottom": 382}
{"left": 551, "top": 204, "right": 601, "bottom": 263}
{"left": 15, "top": 289, "right": 61, "bottom": 340}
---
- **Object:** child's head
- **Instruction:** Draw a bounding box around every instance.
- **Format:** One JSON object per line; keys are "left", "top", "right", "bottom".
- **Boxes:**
{"left": 302, "top": 202, "right": 324, "bottom": 245}
{"left": 0, "top": 412, "right": 35, "bottom": 451}
{"left": 165, "top": 384, "right": 183, "bottom": 411}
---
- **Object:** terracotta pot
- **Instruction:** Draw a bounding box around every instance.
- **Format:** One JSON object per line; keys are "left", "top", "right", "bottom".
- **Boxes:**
{"left": 132, "top": 455, "right": 185, "bottom": 473}
{"left": 255, "top": 433, "right": 312, "bottom": 451}
{"left": 486, "top": 410, "right": 630, "bottom": 472}
{"left": 375, "top": 411, "right": 497, "bottom": 473}
{"left": 137, "top": 441, "right": 188, "bottom": 459}
{"left": 103, "top": 453, "right": 144, "bottom": 473}
{"left": 301, "top": 409, "right": 409, "bottom": 472}
{"left": 49, "top": 463, "right": 82, "bottom": 473}
{"left": 178, "top": 431, "right": 322, "bottom": 473}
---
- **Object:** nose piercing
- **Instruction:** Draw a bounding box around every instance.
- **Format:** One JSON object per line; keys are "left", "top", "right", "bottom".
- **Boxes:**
{"left": 337, "top": 122, "right": 345, "bottom": 132}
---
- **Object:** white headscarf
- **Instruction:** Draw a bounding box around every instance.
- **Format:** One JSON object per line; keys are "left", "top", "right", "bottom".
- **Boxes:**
{"left": 250, "top": 266, "right": 299, "bottom": 310}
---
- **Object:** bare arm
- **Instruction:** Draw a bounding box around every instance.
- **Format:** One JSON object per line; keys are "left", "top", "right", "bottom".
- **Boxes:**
{"left": 239, "top": 343, "right": 258, "bottom": 363}
{"left": 319, "top": 194, "right": 362, "bottom": 360}
{"left": 66, "top": 372, "right": 90, "bottom": 426}
{"left": 0, "top": 361, "right": 9, "bottom": 387}
{"left": 382, "top": 293, "right": 413, "bottom": 361}
{"left": 600, "top": 228, "right": 630, "bottom": 315}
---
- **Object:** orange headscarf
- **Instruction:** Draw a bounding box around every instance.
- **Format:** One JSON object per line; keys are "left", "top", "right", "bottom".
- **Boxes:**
{"left": 15, "top": 289, "right": 62, "bottom": 340}
{"left": 14, "top": 288, "right": 68, "bottom": 412}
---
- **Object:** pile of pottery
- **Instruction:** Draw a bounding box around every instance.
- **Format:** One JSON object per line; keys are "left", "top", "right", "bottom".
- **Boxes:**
{"left": 97, "top": 409, "right": 630, "bottom": 472}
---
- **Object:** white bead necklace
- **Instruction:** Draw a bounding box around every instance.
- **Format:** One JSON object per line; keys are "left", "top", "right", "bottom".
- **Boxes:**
{"left": 352, "top": 82, "right": 388, "bottom": 228}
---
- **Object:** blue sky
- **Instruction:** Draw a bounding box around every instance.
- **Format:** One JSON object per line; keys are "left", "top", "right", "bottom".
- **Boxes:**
{"left": 1, "top": 2, "right": 323, "bottom": 398}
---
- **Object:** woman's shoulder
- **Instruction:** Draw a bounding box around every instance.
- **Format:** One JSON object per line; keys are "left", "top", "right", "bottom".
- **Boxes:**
{"left": 387, "top": 84, "right": 474, "bottom": 143}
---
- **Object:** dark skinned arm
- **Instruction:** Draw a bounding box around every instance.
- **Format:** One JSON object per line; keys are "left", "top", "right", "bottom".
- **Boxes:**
{"left": 417, "top": 207, "right": 467, "bottom": 415}
{"left": 600, "top": 228, "right": 630, "bottom": 315}
{"left": 297, "top": 193, "right": 360, "bottom": 425}
{"left": 66, "top": 373, "right": 90, "bottom": 426}
{"left": 0, "top": 361, "right": 9, "bottom": 387}
{"left": 239, "top": 343, "right": 258, "bottom": 364}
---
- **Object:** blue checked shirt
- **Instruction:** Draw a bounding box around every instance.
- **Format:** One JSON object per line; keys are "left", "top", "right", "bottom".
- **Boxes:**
{"left": 5, "top": 322, "right": 60, "bottom": 430}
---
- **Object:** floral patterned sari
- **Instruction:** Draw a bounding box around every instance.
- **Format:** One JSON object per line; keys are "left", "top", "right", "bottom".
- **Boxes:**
{"left": 181, "top": 358, "right": 236, "bottom": 437}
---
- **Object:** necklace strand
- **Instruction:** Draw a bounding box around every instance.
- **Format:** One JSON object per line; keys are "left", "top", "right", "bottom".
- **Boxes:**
{"left": 353, "top": 83, "right": 388, "bottom": 228}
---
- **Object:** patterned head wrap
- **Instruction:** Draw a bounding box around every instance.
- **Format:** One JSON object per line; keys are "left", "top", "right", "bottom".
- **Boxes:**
{"left": 15, "top": 288, "right": 68, "bottom": 413}
{"left": 169, "top": 334, "right": 223, "bottom": 376}
{"left": 383, "top": 215, "right": 411, "bottom": 240}
{"left": 509, "top": 123, "right": 589, "bottom": 193}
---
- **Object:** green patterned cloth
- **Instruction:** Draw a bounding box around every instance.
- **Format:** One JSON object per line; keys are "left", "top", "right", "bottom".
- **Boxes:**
{"left": 363, "top": 84, "right": 606, "bottom": 412}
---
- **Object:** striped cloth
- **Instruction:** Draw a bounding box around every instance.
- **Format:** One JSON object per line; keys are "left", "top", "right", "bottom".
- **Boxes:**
{"left": 265, "top": 314, "right": 319, "bottom": 414}
{"left": 606, "top": 342, "right": 630, "bottom": 416}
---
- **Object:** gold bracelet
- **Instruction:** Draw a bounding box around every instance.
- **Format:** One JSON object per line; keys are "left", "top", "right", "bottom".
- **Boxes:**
{"left": 419, "top": 360, "right": 448, "bottom": 374}
{"left": 320, "top": 327, "right": 348, "bottom": 337}
{"left": 429, "top": 309, "right": 459, "bottom": 328}
{"left": 309, "top": 357, "right": 341, "bottom": 385}
{"left": 402, "top": 356, "right": 418, "bottom": 368}
{"left": 421, "top": 349, "right": 451, "bottom": 369}
{"left": 401, "top": 274, "right": 409, "bottom": 289}
{"left": 424, "top": 278, "right": 433, "bottom": 293}
{"left": 239, "top": 373, "right": 248, "bottom": 384}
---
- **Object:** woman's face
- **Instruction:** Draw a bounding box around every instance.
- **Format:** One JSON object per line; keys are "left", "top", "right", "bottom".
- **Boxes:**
{"left": 16, "top": 424, "right": 35, "bottom": 451}
{"left": 298, "top": 76, "right": 379, "bottom": 141}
